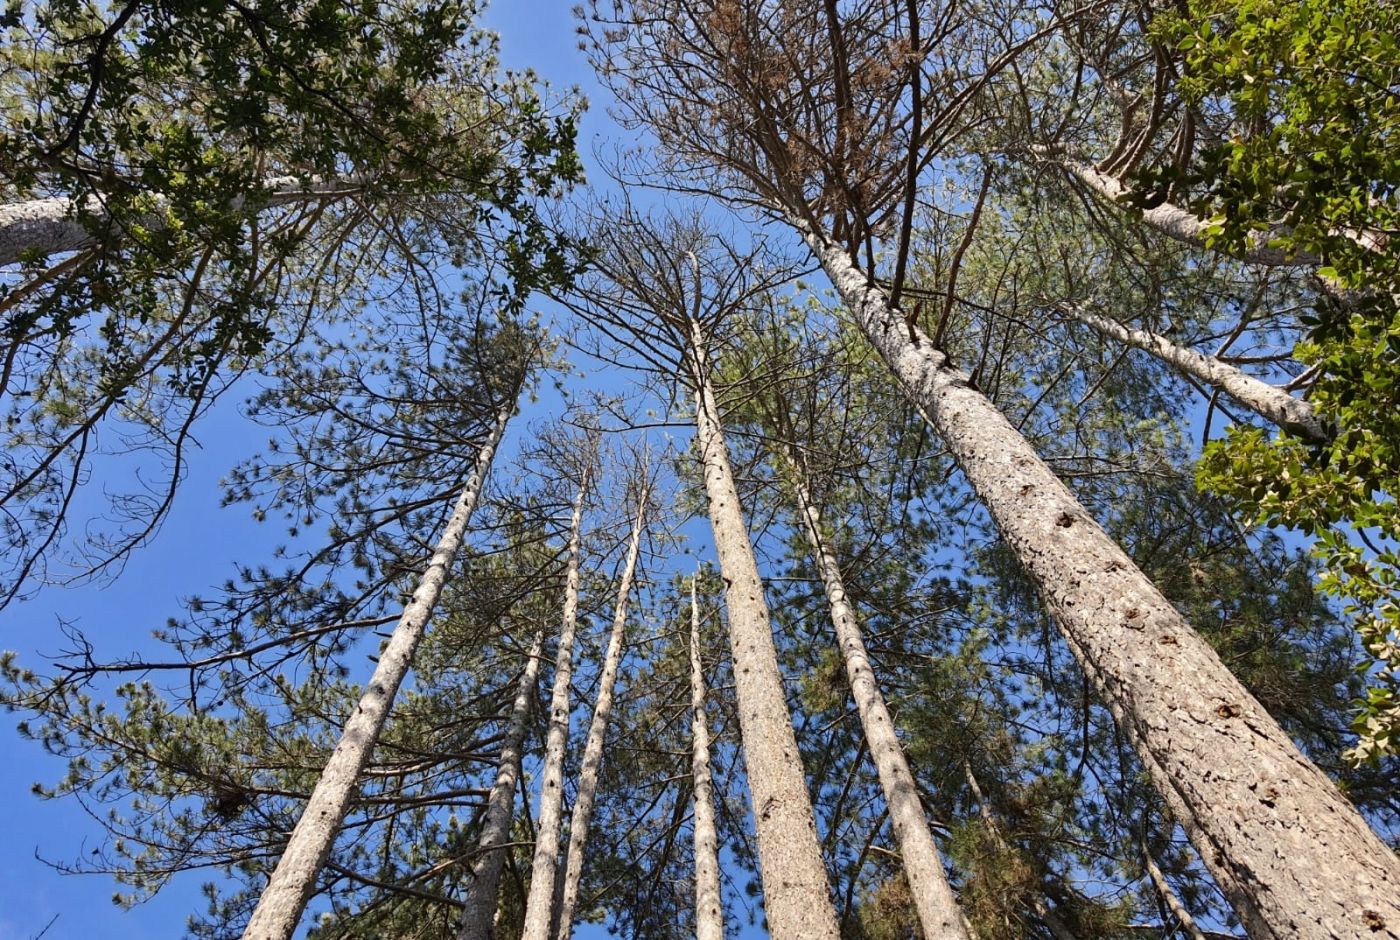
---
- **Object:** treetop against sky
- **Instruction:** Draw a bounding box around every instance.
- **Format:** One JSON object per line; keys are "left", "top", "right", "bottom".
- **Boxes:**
{"left": 1, "top": 0, "right": 1397, "bottom": 938}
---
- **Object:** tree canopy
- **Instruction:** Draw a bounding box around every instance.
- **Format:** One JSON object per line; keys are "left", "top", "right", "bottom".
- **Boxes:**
{"left": 1, "top": 0, "right": 1398, "bottom": 938}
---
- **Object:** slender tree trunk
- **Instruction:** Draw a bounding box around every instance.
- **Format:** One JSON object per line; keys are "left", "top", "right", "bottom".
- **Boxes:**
{"left": 1130, "top": 745, "right": 1254, "bottom": 922}
{"left": 242, "top": 398, "right": 515, "bottom": 940}
{"left": 456, "top": 627, "right": 548, "bottom": 940}
{"left": 1047, "top": 157, "right": 1312, "bottom": 267}
{"left": 553, "top": 485, "right": 650, "bottom": 940}
{"left": 1058, "top": 303, "right": 1329, "bottom": 443}
{"left": 1142, "top": 842, "right": 1209, "bottom": 940}
{"left": 781, "top": 447, "right": 968, "bottom": 939}
{"left": 0, "top": 175, "right": 366, "bottom": 265}
{"left": 1052, "top": 156, "right": 1392, "bottom": 266}
{"left": 689, "top": 575, "right": 725, "bottom": 940}
{"left": 801, "top": 226, "right": 1400, "bottom": 940}
{"left": 962, "top": 763, "right": 1076, "bottom": 940}
{"left": 519, "top": 474, "right": 590, "bottom": 940}
{"left": 687, "top": 322, "right": 841, "bottom": 940}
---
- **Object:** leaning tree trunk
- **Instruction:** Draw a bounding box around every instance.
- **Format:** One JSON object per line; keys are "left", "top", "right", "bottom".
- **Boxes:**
{"left": 553, "top": 484, "right": 650, "bottom": 940}
{"left": 689, "top": 575, "right": 725, "bottom": 940}
{"left": 1141, "top": 840, "right": 1209, "bottom": 940}
{"left": 0, "top": 175, "right": 366, "bottom": 266}
{"left": 519, "top": 475, "right": 590, "bottom": 940}
{"left": 687, "top": 323, "right": 841, "bottom": 940}
{"left": 1058, "top": 303, "right": 1330, "bottom": 443}
{"left": 1053, "top": 155, "right": 1392, "bottom": 266}
{"left": 961, "top": 763, "right": 1076, "bottom": 940}
{"left": 781, "top": 447, "right": 968, "bottom": 939}
{"left": 1047, "top": 157, "right": 1312, "bottom": 267}
{"left": 456, "top": 627, "right": 547, "bottom": 940}
{"left": 801, "top": 226, "right": 1400, "bottom": 940}
{"left": 242, "top": 397, "right": 515, "bottom": 940}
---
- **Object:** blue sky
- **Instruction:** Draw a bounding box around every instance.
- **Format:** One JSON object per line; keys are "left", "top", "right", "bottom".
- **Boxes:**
{"left": 2, "top": 3, "right": 1359, "bottom": 938}
{"left": 0, "top": 408, "right": 278, "bottom": 938}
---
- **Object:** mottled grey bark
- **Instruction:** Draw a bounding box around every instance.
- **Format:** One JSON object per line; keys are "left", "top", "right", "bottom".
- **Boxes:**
{"left": 1051, "top": 158, "right": 1311, "bottom": 267}
{"left": 553, "top": 485, "right": 649, "bottom": 940}
{"left": 242, "top": 399, "right": 514, "bottom": 940}
{"left": 782, "top": 452, "right": 968, "bottom": 939}
{"left": 1059, "top": 303, "right": 1330, "bottom": 443}
{"left": 456, "top": 627, "right": 547, "bottom": 940}
{"left": 1142, "top": 843, "right": 1208, "bottom": 940}
{"left": 689, "top": 575, "right": 724, "bottom": 940}
{"left": 519, "top": 475, "right": 590, "bottom": 940}
{"left": 688, "top": 323, "right": 841, "bottom": 940}
{"left": 0, "top": 175, "right": 365, "bottom": 266}
{"left": 1054, "top": 156, "right": 1391, "bottom": 271}
{"left": 0, "top": 195, "right": 100, "bottom": 265}
{"left": 803, "top": 226, "right": 1400, "bottom": 940}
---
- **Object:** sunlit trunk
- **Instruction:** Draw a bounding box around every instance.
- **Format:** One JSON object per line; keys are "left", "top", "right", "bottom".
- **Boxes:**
{"left": 688, "top": 321, "right": 840, "bottom": 940}
{"left": 690, "top": 575, "right": 724, "bottom": 940}
{"left": 1060, "top": 303, "right": 1329, "bottom": 443}
{"left": 783, "top": 448, "right": 968, "bottom": 939}
{"left": 805, "top": 226, "right": 1400, "bottom": 940}
{"left": 242, "top": 397, "right": 514, "bottom": 940}
{"left": 519, "top": 474, "right": 590, "bottom": 940}
{"left": 553, "top": 488, "right": 649, "bottom": 940}
{"left": 0, "top": 175, "right": 365, "bottom": 265}
{"left": 456, "top": 627, "right": 547, "bottom": 940}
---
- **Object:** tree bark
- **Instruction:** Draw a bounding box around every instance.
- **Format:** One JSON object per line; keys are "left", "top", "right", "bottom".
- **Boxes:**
{"left": 553, "top": 484, "right": 650, "bottom": 940}
{"left": 683, "top": 574, "right": 728, "bottom": 940}
{"left": 689, "top": 575, "right": 725, "bottom": 940}
{"left": 1142, "top": 842, "right": 1209, "bottom": 940}
{"left": 456, "top": 627, "right": 548, "bottom": 940}
{"left": 687, "top": 322, "right": 841, "bottom": 940}
{"left": 782, "top": 449, "right": 969, "bottom": 939}
{"left": 519, "top": 474, "right": 590, "bottom": 940}
{"left": 802, "top": 226, "right": 1400, "bottom": 940}
{"left": 1054, "top": 156, "right": 1392, "bottom": 269}
{"left": 1058, "top": 303, "right": 1330, "bottom": 444}
{"left": 0, "top": 175, "right": 366, "bottom": 266}
{"left": 242, "top": 398, "right": 514, "bottom": 940}
{"left": 1050, "top": 158, "right": 1313, "bottom": 267}
{"left": 962, "top": 763, "right": 1077, "bottom": 940}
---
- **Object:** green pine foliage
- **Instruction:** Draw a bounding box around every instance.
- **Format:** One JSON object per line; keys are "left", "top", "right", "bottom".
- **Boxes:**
{"left": 3, "top": 1, "right": 1398, "bottom": 936}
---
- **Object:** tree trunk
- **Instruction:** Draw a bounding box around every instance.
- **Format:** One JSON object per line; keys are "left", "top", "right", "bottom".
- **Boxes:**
{"left": 782, "top": 450, "right": 968, "bottom": 939}
{"left": 0, "top": 195, "right": 101, "bottom": 265}
{"left": 690, "top": 575, "right": 725, "bottom": 940}
{"left": 687, "top": 322, "right": 841, "bottom": 940}
{"left": 456, "top": 627, "right": 548, "bottom": 940}
{"left": 962, "top": 763, "right": 1077, "bottom": 940}
{"left": 1059, "top": 303, "right": 1329, "bottom": 443}
{"left": 0, "top": 175, "right": 366, "bottom": 266}
{"left": 1048, "top": 157, "right": 1312, "bottom": 267}
{"left": 801, "top": 226, "right": 1400, "bottom": 940}
{"left": 242, "top": 398, "right": 514, "bottom": 940}
{"left": 519, "top": 474, "right": 590, "bottom": 940}
{"left": 1142, "top": 842, "right": 1209, "bottom": 940}
{"left": 553, "top": 485, "right": 650, "bottom": 940}
{"left": 1053, "top": 156, "right": 1391, "bottom": 268}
